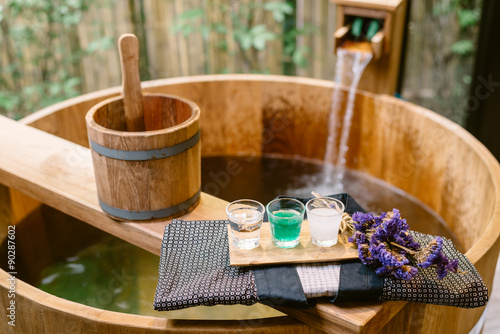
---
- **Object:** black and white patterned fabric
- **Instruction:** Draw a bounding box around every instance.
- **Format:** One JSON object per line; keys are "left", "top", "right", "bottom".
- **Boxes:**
{"left": 378, "top": 231, "right": 488, "bottom": 308}
{"left": 153, "top": 219, "right": 259, "bottom": 311}
{"left": 296, "top": 263, "right": 340, "bottom": 298}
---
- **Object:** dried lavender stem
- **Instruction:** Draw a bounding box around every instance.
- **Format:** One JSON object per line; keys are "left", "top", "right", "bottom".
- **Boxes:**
{"left": 311, "top": 191, "right": 322, "bottom": 198}
{"left": 340, "top": 212, "right": 355, "bottom": 233}
{"left": 390, "top": 241, "right": 417, "bottom": 254}
{"left": 311, "top": 191, "right": 330, "bottom": 207}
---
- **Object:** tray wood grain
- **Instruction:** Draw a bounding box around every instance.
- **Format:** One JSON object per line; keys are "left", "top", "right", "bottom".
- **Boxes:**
{"left": 228, "top": 220, "right": 359, "bottom": 266}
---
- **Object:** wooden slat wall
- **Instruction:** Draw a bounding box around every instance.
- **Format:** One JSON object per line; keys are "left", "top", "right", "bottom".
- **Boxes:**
{"left": 0, "top": 0, "right": 337, "bottom": 97}
{"left": 0, "top": 0, "right": 478, "bottom": 125}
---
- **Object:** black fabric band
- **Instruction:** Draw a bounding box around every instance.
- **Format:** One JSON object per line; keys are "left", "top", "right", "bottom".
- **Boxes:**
{"left": 333, "top": 260, "right": 384, "bottom": 303}
{"left": 253, "top": 265, "right": 310, "bottom": 308}
{"left": 274, "top": 193, "right": 365, "bottom": 220}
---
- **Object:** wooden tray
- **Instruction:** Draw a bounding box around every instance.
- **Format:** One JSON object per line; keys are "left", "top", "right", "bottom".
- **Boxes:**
{"left": 227, "top": 220, "right": 359, "bottom": 266}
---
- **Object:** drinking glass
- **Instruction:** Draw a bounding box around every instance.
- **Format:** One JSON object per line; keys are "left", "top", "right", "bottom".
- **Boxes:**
{"left": 306, "top": 197, "right": 345, "bottom": 247}
{"left": 266, "top": 198, "right": 305, "bottom": 248}
{"left": 226, "top": 199, "right": 265, "bottom": 250}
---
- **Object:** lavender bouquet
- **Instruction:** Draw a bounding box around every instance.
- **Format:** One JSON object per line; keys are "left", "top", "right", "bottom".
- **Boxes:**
{"left": 344, "top": 209, "right": 462, "bottom": 281}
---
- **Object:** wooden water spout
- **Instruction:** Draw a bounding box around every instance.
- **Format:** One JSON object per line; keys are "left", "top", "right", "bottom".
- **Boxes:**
{"left": 1, "top": 75, "right": 499, "bottom": 333}
{"left": 332, "top": 0, "right": 407, "bottom": 94}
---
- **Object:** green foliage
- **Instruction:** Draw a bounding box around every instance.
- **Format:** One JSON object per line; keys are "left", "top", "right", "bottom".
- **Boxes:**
{"left": 432, "top": 0, "right": 481, "bottom": 57}
{"left": 171, "top": 8, "right": 205, "bottom": 37}
{"left": 457, "top": 8, "right": 480, "bottom": 28}
{"left": 450, "top": 39, "right": 474, "bottom": 56}
{"left": 281, "top": 24, "right": 315, "bottom": 69}
{"left": 235, "top": 24, "right": 276, "bottom": 51}
{"left": 171, "top": 0, "right": 314, "bottom": 74}
{"left": 0, "top": 0, "right": 113, "bottom": 119}
{"left": 262, "top": 1, "right": 293, "bottom": 22}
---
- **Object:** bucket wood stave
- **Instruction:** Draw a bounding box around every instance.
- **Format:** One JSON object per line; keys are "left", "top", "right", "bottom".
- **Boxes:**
{"left": 85, "top": 93, "right": 201, "bottom": 221}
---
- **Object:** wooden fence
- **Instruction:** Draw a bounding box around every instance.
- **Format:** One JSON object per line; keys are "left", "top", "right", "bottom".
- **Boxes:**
{"left": 0, "top": 0, "right": 479, "bottom": 125}
{"left": 75, "top": 0, "right": 339, "bottom": 90}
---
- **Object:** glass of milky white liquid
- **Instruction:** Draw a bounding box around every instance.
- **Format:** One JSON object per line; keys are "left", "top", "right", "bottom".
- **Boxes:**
{"left": 306, "top": 197, "right": 345, "bottom": 247}
{"left": 226, "top": 199, "right": 265, "bottom": 250}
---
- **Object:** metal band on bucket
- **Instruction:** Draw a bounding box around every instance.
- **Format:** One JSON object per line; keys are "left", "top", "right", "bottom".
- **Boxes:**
{"left": 90, "top": 131, "right": 200, "bottom": 161}
{"left": 98, "top": 189, "right": 201, "bottom": 220}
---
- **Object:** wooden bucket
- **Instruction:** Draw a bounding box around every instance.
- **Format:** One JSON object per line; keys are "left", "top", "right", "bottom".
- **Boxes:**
{"left": 85, "top": 93, "right": 201, "bottom": 221}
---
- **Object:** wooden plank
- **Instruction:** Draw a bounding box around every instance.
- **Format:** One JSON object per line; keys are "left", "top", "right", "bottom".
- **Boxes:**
{"left": 343, "top": 6, "right": 387, "bottom": 20}
{"left": 276, "top": 300, "right": 407, "bottom": 334}
{"left": 106, "top": 4, "right": 122, "bottom": 88}
{"left": 77, "top": 14, "right": 94, "bottom": 94}
{"left": 295, "top": 0, "right": 306, "bottom": 77}
{"left": 0, "top": 185, "right": 12, "bottom": 241}
{"left": 334, "top": 25, "right": 351, "bottom": 53}
{"left": 0, "top": 115, "right": 227, "bottom": 256}
{"left": 222, "top": 0, "right": 237, "bottom": 73}
{"left": 0, "top": 185, "right": 41, "bottom": 239}
{"left": 187, "top": 0, "right": 206, "bottom": 75}
{"left": 325, "top": 0, "right": 337, "bottom": 79}
{"left": 149, "top": 0, "right": 171, "bottom": 78}
{"left": 9, "top": 188, "right": 40, "bottom": 223}
{"left": 330, "top": 0, "right": 403, "bottom": 12}
{"left": 228, "top": 220, "right": 359, "bottom": 266}
{"left": 173, "top": 0, "right": 190, "bottom": 76}
{"left": 371, "top": 31, "right": 385, "bottom": 59}
{"left": 166, "top": 0, "right": 182, "bottom": 77}
{"left": 312, "top": 0, "right": 322, "bottom": 78}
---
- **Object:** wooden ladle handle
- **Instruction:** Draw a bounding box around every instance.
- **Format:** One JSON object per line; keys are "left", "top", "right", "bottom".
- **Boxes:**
{"left": 118, "top": 33, "right": 145, "bottom": 131}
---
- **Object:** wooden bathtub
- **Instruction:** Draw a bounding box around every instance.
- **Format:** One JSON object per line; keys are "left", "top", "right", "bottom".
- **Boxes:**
{"left": 1, "top": 74, "right": 499, "bottom": 333}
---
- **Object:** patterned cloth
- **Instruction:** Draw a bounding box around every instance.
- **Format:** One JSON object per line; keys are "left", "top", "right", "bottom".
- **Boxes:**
{"left": 153, "top": 220, "right": 259, "bottom": 311}
{"left": 378, "top": 231, "right": 488, "bottom": 308}
{"left": 296, "top": 263, "right": 340, "bottom": 298}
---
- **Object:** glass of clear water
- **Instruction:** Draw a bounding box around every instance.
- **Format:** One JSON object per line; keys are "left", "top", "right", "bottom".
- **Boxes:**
{"left": 226, "top": 199, "right": 265, "bottom": 250}
{"left": 306, "top": 197, "right": 345, "bottom": 247}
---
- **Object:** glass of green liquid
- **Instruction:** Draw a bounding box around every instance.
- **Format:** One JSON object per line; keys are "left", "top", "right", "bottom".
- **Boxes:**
{"left": 266, "top": 198, "right": 305, "bottom": 248}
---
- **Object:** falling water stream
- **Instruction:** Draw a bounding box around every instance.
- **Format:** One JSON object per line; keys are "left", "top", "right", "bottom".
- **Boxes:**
{"left": 324, "top": 47, "right": 373, "bottom": 191}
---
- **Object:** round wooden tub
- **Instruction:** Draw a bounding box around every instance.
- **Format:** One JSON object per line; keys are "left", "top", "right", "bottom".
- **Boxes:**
{"left": 1, "top": 74, "right": 499, "bottom": 333}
